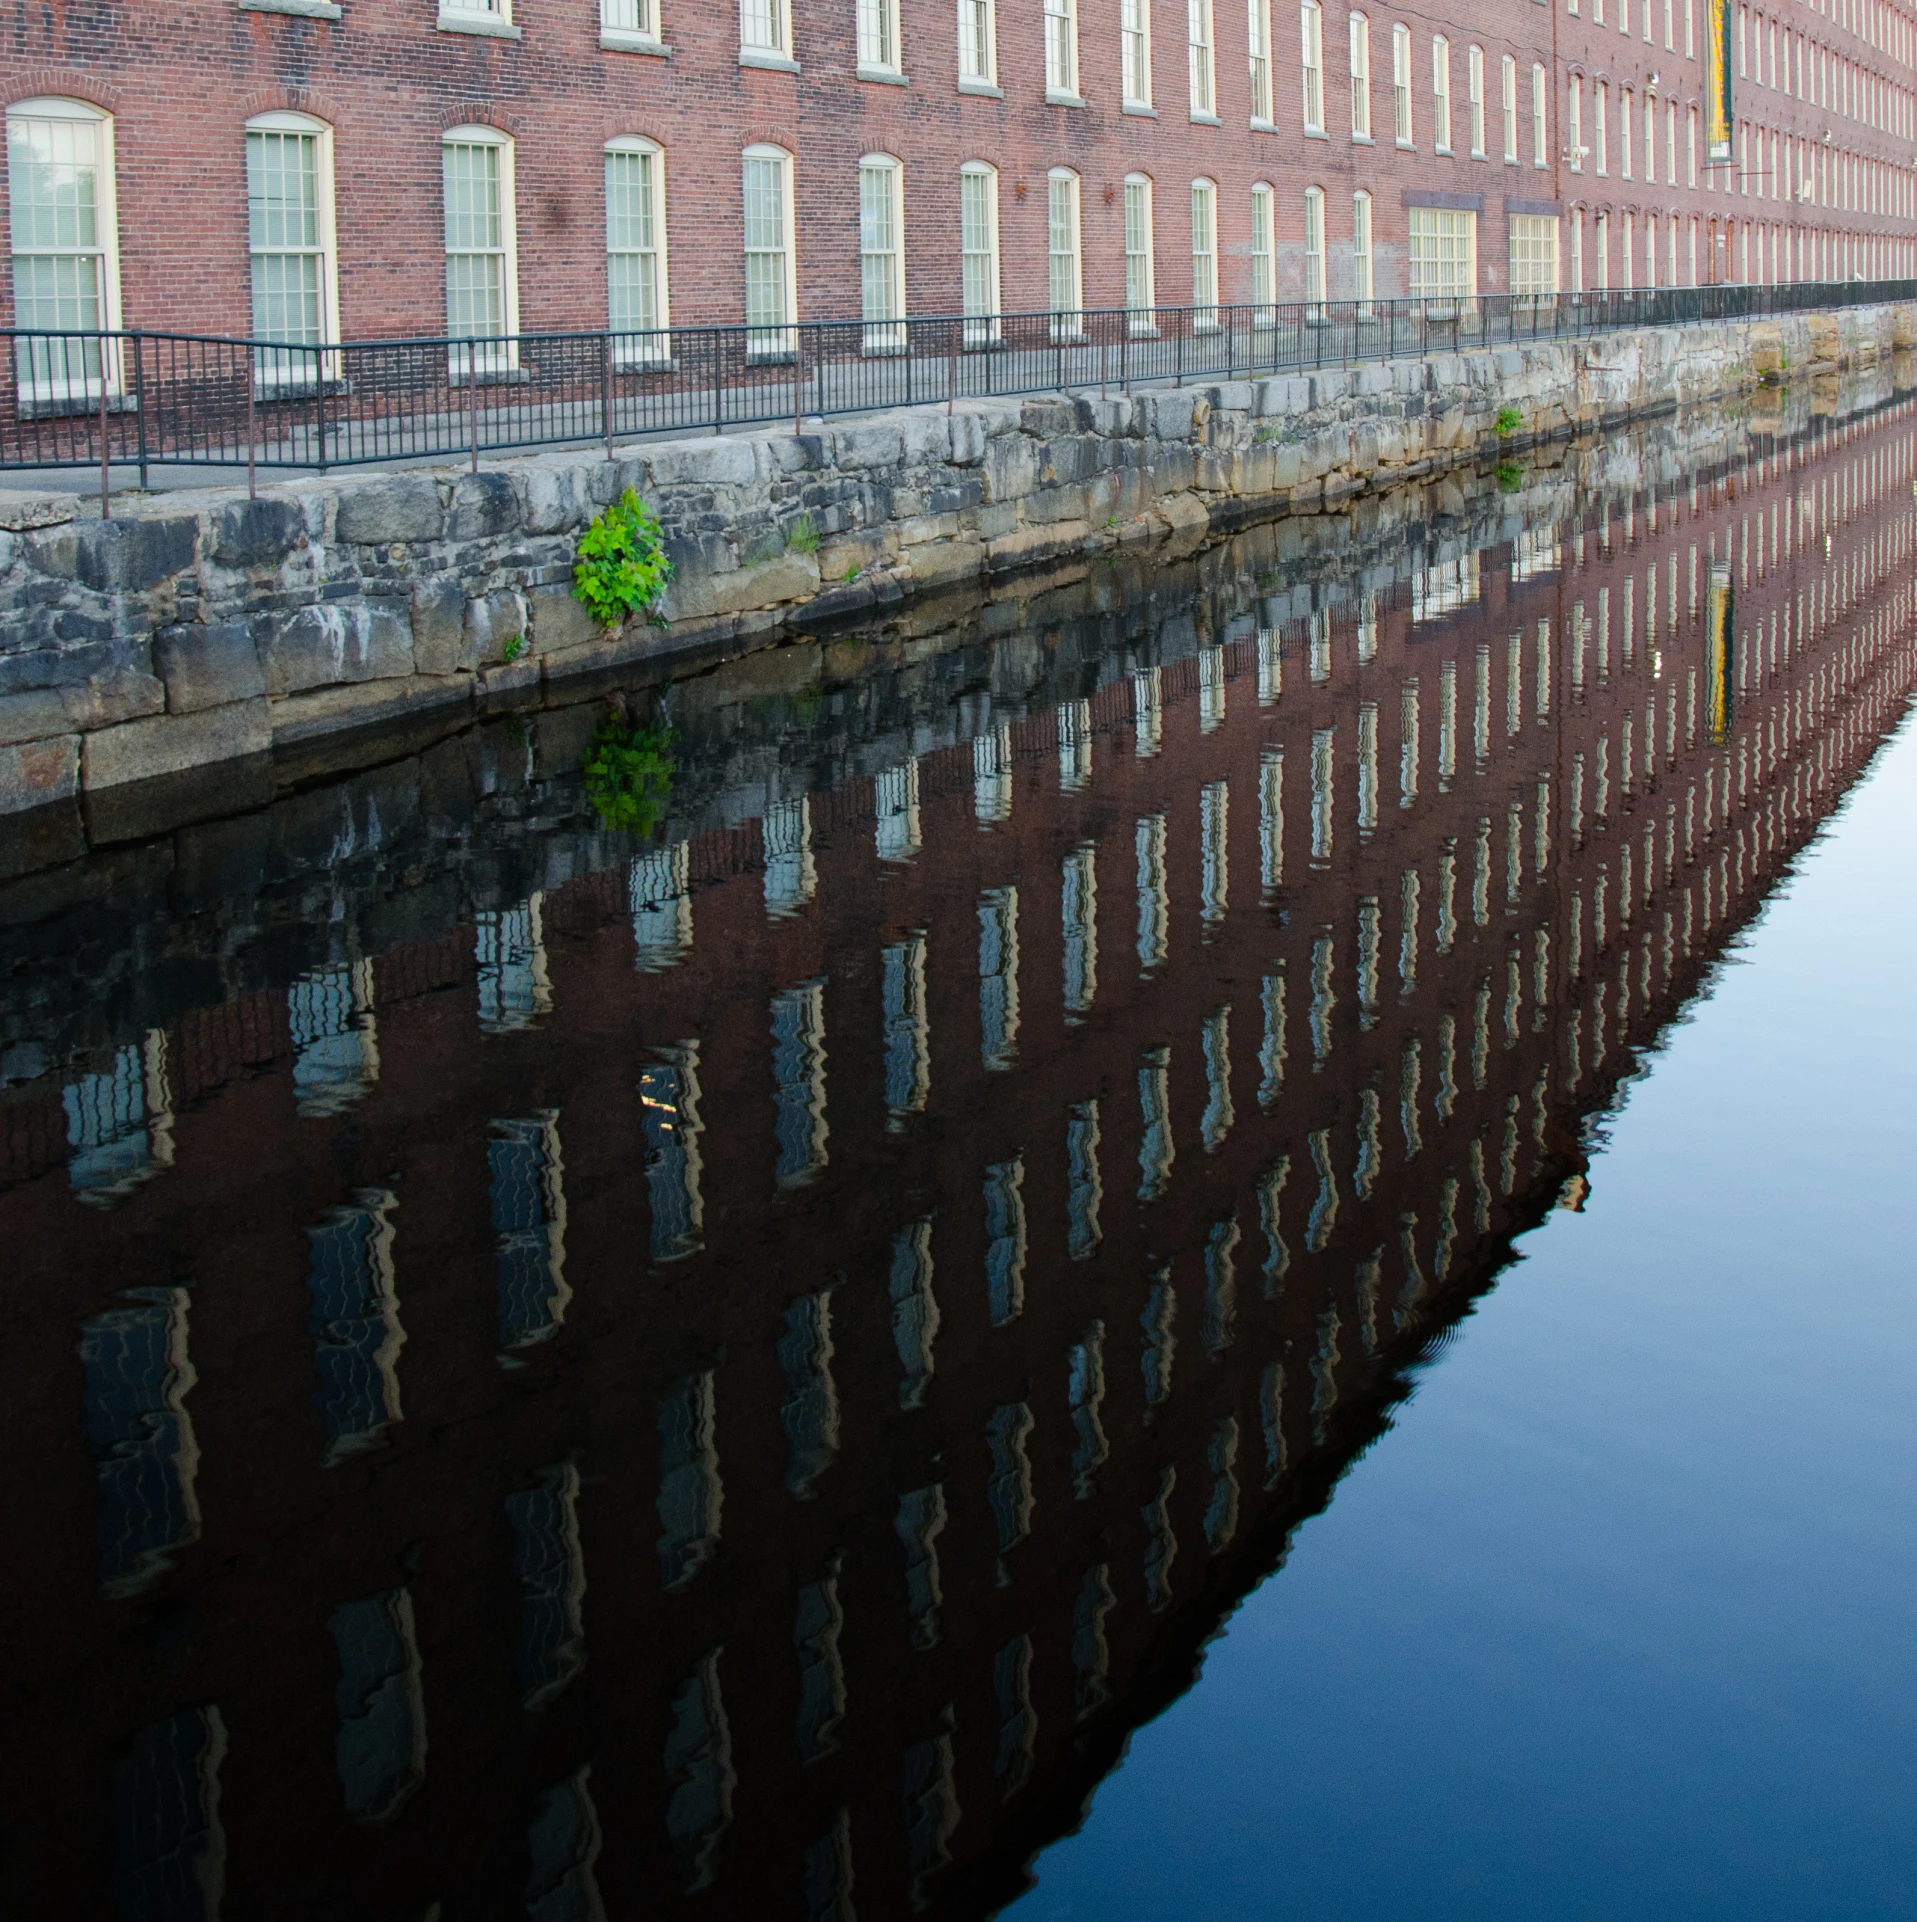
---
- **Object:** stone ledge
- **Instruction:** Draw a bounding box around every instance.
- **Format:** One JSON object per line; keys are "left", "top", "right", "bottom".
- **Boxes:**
{"left": 83, "top": 699, "right": 272, "bottom": 790}
{"left": 270, "top": 674, "right": 475, "bottom": 748}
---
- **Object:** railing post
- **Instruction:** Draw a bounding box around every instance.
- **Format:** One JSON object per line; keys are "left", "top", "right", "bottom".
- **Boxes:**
{"left": 794, "top": 325, "right": 805, "bottom": 439}
{"left": 247, "top": 343, "right": 257, "bottom": 501}
{"left": 603, "top": 330, "right": 614, "bottom": 461}
{"left": 713, "top": 329, "right": 723, "bottom": 436}
{"left": 98, "top": 331, "right": 111, "bottom": 519}
{"left": 133, "top": 334, "right": 148, "bottom": 492}
{"left": 468, "top": 342, "right": 479, "bottom": 475}
{"left": 948, "top": 321, "right": 957, "bottom": 420}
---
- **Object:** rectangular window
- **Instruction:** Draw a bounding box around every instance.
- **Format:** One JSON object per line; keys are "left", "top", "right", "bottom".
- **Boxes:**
{"left": 1621, "top": 88, "right": 1633, "bottom": 176}
{"left": 743, "top": 147, "right": 794, "bottom": 353}
{"left": 959, "top": 0, "right": 997, "bottom": 82}
{"left": 1301, "top": 2, "right": 1324, "bottom": 129}
{"left": 1250, "top": 181, "right": 1274, "bottom": 310}
{"left": 1596, "top": 83, "right": 1609, "bottom": 172}
{"left": 443, "top": 134, "right": 517, "bottom": 372}
{"left": 606, "top": 141, "right": 669, "bottom": 362}
{"left": 1685, "top": 0, "right": 1693, "bottom": 55}
{"left": 857, "top": 0, "right": 900, "bottom": 71}
{"left": 859, "top": 159, "right": 904, "bottom": 348}
{"left": 247, "top": 121, "right": 336, "bottom": 389}
{"left": 1509, "top": 212, "right": 1560, "bottom": 292}
{"left": 601, "top": 0, "right": 659, "bottom": 41}
{"left": 1433, "top": 36, "right": 1452, "bottom": 151}
{"left": 1408, "top": 204, "right": 1475, "bottom": 299}
{"left": 1393, "top": 23, "right": 1413, "bottom": 142}
{"left": 1643, "top": 87, "right": 1655, "bottom": 178}
{"left": 1125, "top": 175, "right": 1157, "bottom": 322}
{"left": 1502, "top": 54, "right": 1519, "bottom": 160}
{"left": 1048, "top": 171, "right": 1082, "bottom": 329}
{"left": 1665, "top": 0, "right": 1674, "bottom": 47}
{"left": 961, "top": 165, "right": 1000, "bottom": 341}
{"left": 1468, "top": 45, "right": 1486, "bottom": 154}
{"left": 741, "top": 0, "right": 789, "bottom": 56}
{"left": 1303, "top": 185, "right": 1326, "bottom": 304}
{"left": 1533, "top": 61, "right": 1549, "bottom": 164}
{"left": 1123, "top": 0, "right": 1153, "bottom": 103}
{"left": 1046, "top": 0, "right": 1079, "bottom": 95}
{"left": 7, "top": 103, "right": 122, "bottom": 401}
{"left": 1570, "top": 75, "right": 1583, "bottom": 169}
{"left": 1353, "top": 189, "right": 1374, "bottom": 302}
{"left": 1248, "top": 0, "right": 1273, "bottom": 120}
{"left": 1351, "top": 13, "right": 1372, "bottom": 136}
{"left": 1191, "top": 179, "right": 1218, "bottom": 318}
{"left": 1190, "top": 0, "right": 1217, "bottom": 115}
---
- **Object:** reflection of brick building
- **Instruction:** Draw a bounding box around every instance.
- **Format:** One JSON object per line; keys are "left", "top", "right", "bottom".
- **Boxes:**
{"left": 2, "top": 394, "right": 1916, "bottom": 1919}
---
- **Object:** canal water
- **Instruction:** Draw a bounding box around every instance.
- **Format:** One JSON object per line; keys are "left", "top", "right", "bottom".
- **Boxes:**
{"left": 4, "top": 383, "right": 1915, "bottom": 1922}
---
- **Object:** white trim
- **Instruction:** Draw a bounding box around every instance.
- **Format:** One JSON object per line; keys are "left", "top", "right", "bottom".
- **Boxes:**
{"left": 739, "top": 0, "right": 793, "bottom": 61}
{"left": 742, "top": 141, "right": 798, "bottom": 356}
{"left": 441, "top": 124, "right": 520, "bottom": 374}
{"left": 856, "top": 0, "right": 905, "bottom": 76}
{"left": 957, "top": 0, "right": 998, "bottom": 86}
{"left": 959, "top": 159, "right": 1002, "bottom": 344}
{"left": 1124, "top": 170, "right": 1157, "bottom": 328}
{"left": 605, "top": 134, "right": 671, "bottom": 365}
{"left": 1047, "top": 165, "right": 1083, "bottom": 335}
{"left": 240, "top": 0, "right": 343, "bottom": 18}
{"left": 245, "top": 110, "right": 341, "bottom": 387}
{"left": 600, "top": 0, "right": 667, "bottom": 51}
{"left": 1123, "top": 0, "right": 1154, "bottom": 108}
{"left": 858, "top": 150, "right": 907, "bottom": 351}
{"left": 1190, "top": 174, "right": 1219, "bottom": 320}
{"left": 438, "top": 0, "right": 522, "bottom": 36}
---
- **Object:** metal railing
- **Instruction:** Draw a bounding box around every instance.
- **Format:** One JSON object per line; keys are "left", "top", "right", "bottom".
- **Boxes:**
{"left": 3, "top": 279, "right": 1910, "bottom": 492}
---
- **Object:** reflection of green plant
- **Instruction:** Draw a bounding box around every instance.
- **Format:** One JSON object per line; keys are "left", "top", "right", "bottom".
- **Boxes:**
{"left": 1494, "top": 406, "right": 1524, "bottom": 438}
{"left": 786, "top": 513, "right": 821, "bottom": 554}
{"left": 501, "top": 633, "right": 526, "bottom": 664}
{"left": 574, "top": 489, "right": 673, "bottom": 627}
{"left": 582, "top": 710, "right": 675, "bottom": 834}
{"left": 1496, "top": 461, "right": 1524, "bottom": 492}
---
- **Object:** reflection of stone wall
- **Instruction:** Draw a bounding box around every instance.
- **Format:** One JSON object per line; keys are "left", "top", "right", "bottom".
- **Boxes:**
{"left": 2, "top": 398, "right": 1916, "bottom": 1921}
{"left": 1, "top": 306, "right": 1911, "bottom": 824}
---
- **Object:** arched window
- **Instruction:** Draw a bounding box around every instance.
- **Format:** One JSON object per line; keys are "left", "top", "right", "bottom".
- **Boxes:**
{"left": 6, "top": 96, "right": 122, "bottom": 402}
{"left": 1467, "top": 46, "right": 1486, "bottom": 156}
{"left": 1301, "top": 1, "right": 1325, "bottom": 132}
{"left": 1569, "top": 73, "right": 1585, "bottom": 170}
{"left": 1392, "top": 23, "right": 1413, "bottom": 143}
{"left": 442, "top": 125, "right": 519, "bottom": 373}
{"left": 1303, "top": 184, "right": 1326, "bottom": 306}
{"left": 742, "top": 142, "right": 796, "bottom": 355}
{"left": 858, "top": 153, "right": 905, "bottom": 349}
{"left": 1124, "top": 172, "right": 1156, "bottom": 325}
{"left": 606, "top": 136, "right": 669, "bottom": 363}
{"left": 1533, "top": 61, "right": 1550, "bottom": 166}
{"left": 1432, "top": 35, "right": 1453, "bottom": 151}
{"left": 1047, "top": 167, "right": 1082, "bottom": 334}
{"left": 1352, "top": 187, "right": 1375, "bottom": 304}
{"left": 1250, "top": 180, "right": 1275, "bottom": 314}
{"left": 246, "top": 112, "right": 339, "bottom": 389}
{"left": 1349, "top": 13, "right": 1372, "bottom": 138}
{"left": 1502, "top": 54, "right": 1519, "bottom": 160}
{"left": 959, "top": 160, "right": 1000, "bottom": 344}
{"left": 1190, "top": 177, "right": 1218, "bottom": 321}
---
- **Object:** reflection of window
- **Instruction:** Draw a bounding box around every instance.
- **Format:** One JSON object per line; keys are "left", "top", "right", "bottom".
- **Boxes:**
{"left": 443, "top": 128, "right": 519, "bottom": 372}
{"left": 247, "top": 113, "right": 338, "bottom": 390}
{"left": 630, "top": 843, "right": 692, "bottom": 970}
{"left": 979, "top": 886, "right": 1020, "bottom": 1071}
{"left": 607, "top": 137, "right": 670, "bottom": 360}
{"left": 115, "top": 1708, "right": 227, "bottom": 1917}
{"left": 492, "top": 1111, "right": 571, "bottom": 1340}
{"left": 476, "top": 897, "right": 551, "bottom": 1032}
{"left": 64, "top": 1034, "right": 173, "bottom": 1206}
{"left": 1062, "top": 844, "right": 1098, "bottom": 1018}
{"left": 858, "top": 154, "right": 905, "bottom": 349}
{"left": 770, "top": 980, "right": 829, "bottom": 1189}
{"left": 960, "top": 164, "right": 1001, "bottom": 343}
{"left": 763, "top": 796, "right": 816, "bottom": 917}
{"left": 289, "top": 961, "right": 378, "bottom": 1117}
{"left": 507, "top": 1462, "right": 586, "bottom": 1710}
{"left": 876, "top": 757, "right": 922, "bottom": 861}
{"left": 331, "top": 1590, "right": 426, "bottom": 1823}
{"left": 882, "top": 933, "right": 931, "bottom": 1122}
{"left": 307, "top": 1189, "right": 402, "bottom": 1464}
{"left": 7, "top": 98, "right": 123, "bottom": 403}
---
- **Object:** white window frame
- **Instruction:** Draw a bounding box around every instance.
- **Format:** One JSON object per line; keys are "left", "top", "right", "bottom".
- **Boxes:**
{"left": 1250, "top": 180, "right": 1276, "bottom": 316}
{"left": 439, "top": 0, "right": 519, "bottom": 35}
{"left": 857, "top": 0, "right": 904, "bottom": 76}
{"left": 960, "top": 160, "right": 1002, "bottom": 343}
{"left": 600, "top": 0, "right": 665, "bottom": 52}
{"left": 441, "top": 126, "right": 520, "bottom": 376}
{"left": 958, "top": 0, "right": 999, "bottom": 88}
{"left": 740, "top": 0, "right": 795, "bottom": 67}
{"left": 1621, "top": 87, "right": 1633, "bottom": 178}
{"left": 6, "top": 96, "right": 124, "bottom": 405}
{"left": 1534, "top": 63, "right": 1550, "bottom": 168}
{"left": 742, "top": 142, "right": 798, "bottom": 358}
{"left": 1432, "top": 34, "right": 1453, "bottom": 152}
{"left": 1190, "top": 175, "right": 1220, "bottom": 322}
{"left": 1047, "top": 167, "right": 1083, "bottom": 336}
{"left": 1352, "top": 186, "right": 1375, "bottom": 304}
{"left": 1046, "top": 0, "right": 1082, "bottom": 101}
{"left": 1190, "top": 0, "right": 1218, "bottom": 119}
{"left": 1303, "top": 182, "right": 1326, "bottom": 307}
{"left": 1467, "top": 44, "right": 1486, "bottom": 155}
{"left": 1301, "top": 1, "right": 1326, "bottom": 132}
{"left": 1123, "top": 0, "right": 1154, "bottom": 107}
{"left": 858, "top": 152, "right": 906, "bottom": 351}
{"left": 1393, "top": 23, "right": 1414, "bottom": 144}
{"left": 606, "top": 136, "right": 671, "bottom": 366}
{"left": 1408, "top": 204, "right": 1476, "bottom": 302}
{"left": 1502, "top": 53, "right": 1519, "bottom": 161}
{"left": 1125, "top": 172, "right": 1158, "bottom": 328}
{"left": 245, "top": 111, "right": 341, "bottom": 392}
{"left": 1569, "top": 74, "right": 1583, "bottom": 171}
{"left": 1350, "top": 12, "right": 1372, "bottom": 138}
{"left": 1596, "top": 81, "right": 1609, "bottom": 174}
{"left": 1509, "top": 211, "right": 1560, "bottom": 293}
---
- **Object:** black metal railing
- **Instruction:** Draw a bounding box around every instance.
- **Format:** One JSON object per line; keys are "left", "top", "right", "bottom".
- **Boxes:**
{"left": 3, "top": 279, "right": 1910, "bottom": 489}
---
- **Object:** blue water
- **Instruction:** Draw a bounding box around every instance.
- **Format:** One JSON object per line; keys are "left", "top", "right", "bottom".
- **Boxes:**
{"left": 1017, "top": 708, "right": 1917, "bottom": 1920}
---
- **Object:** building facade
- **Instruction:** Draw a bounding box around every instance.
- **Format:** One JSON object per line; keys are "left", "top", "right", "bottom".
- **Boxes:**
{"left": 3, "top": 0, "right": 1917, "bottom": 357}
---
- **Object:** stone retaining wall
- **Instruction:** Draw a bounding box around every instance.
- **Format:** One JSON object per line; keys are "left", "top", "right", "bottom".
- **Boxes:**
{"left": 2, "top": 301, "right": 1910, "bottom": 819}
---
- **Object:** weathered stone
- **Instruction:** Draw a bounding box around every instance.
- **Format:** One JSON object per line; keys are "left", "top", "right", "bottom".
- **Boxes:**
{"left": 464, "top": 589, "right": 529, "bottom": 666}
{"left": 411, "top": 576, "right": 469, "bottom": 676}
{"left": 38, "top": 514, "right": 198, "bottom": 592}
{"left": 527, "top": 582, "right": 601, "bottom": 655}
{"left": 0, "top": 666, "right": 165, "bottom": 739}
{"left": 833, "top": 421, "right": 904, "bottom": 470}
{"left": 82, "top": 699, "right": 271, "bottom": 788}
{"left": 333, "top": 477, "right": 445, "bottom": 545}
{"left": 519, "top": 463, "right": 595, "bottom": 534}
{"left": 212, "top": 494, "right": 304, "bottom": 568}
{"left": 259, "top": 599, "right": 415, "bottom": 695}
{"left": 0, "top": 735, "right": 79, "bottom": 814}
{"left": 270, "top": 675, "right": 474, "bottom": 746}
{"left": 0, "top": 490, "right": 81, "bottom": 531}
{"left": 156, "top": 622, "right": 266, "bottom": 714}
{"left": 666, "top": 550, "right": 820, "bottom": 622}
{"left": 1156, "top": 491, "right": 1212, "bottom": 556}
{"left": 646, "top": 438, "right": 758, "bottom": 489}
{"left": 450, "top": 471, "right": 521, "bottom": 540}
{"left": 982, "top": 434, "right": 1039, "bottom": 503}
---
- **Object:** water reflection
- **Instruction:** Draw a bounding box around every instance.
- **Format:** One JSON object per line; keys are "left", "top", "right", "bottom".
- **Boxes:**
{"left": 4, "top": 386, "right": 1917, "bottom": 1920}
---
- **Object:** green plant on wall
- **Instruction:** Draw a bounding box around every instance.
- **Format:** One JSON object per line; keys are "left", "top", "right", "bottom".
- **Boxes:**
{"left": 573, "top": 489, "right": 673, "bottom": 628}
{"left": 1496, "top": 461, "right": 1524, "bottom": 493}
{"left": 786, "top": 513, "right": 822, "bottom": 554}
{"left": 582, "top": 709, "right": 676, "bottom": 835}
{"left": 1494, "top": 406, "right": 1524, "bottom": 439}
{"left": 500, "top": 633, "right": 526, "bottom": 665}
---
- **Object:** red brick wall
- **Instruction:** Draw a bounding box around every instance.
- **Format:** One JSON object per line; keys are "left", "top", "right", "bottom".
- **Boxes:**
{"left": 0, "top": 0, "right": 1913, "bottom": 338}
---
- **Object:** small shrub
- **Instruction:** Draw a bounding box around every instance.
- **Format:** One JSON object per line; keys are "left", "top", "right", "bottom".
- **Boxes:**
{"left": 1494, "top": 406, "right": 1524, "bottom": 439}
{"left": 1496, "top": 461, "right": 1524, "bottom": 493}
{"left": 786, "top": 513, "right": 822, "bottom": 554}
{"left": 573, "top": 489, "right": 673, "bottom": 628}
{"left": 500, "top": 633, "right": 526, "bottom": 665}
{"left": 582, "top": 710, "right": 675, "bottom": 835}
{"left": 841, "top": 562, "right": 861, "bottom": 583}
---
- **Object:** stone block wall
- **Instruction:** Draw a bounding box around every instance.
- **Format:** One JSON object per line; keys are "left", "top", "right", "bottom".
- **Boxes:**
{"left": 1, "top": 301, "right": 1910, "bottom": 819}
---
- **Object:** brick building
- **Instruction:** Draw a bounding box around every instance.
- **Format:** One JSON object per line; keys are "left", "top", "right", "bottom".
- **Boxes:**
{"left": 1, "top": 391, "right": 1915, "bottom": 1915}
{"left": 3, "top": 0, "right": 1917, "bottom": 361}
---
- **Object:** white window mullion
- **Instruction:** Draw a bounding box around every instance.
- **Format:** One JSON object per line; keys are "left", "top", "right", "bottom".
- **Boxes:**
{"left": 1350, "top": 13, "right": 1372, "bottom": 137}
{"left": 961, "top": 162, "right": 1001, "bottom": 341}
{"left": 442, "top": 129, "right": 518, "bottom": 375}
{"left": 1189, "top": 0, "right": 1217, "bottom": 116}
{"left": 607, "top": 138, "right": 670, "bottom": 365}
{"left": 1300, "top": 1, "right": 1324, "bottom": 130}
{"left": 859, "top": 154, "right": 905, "bottom": 349}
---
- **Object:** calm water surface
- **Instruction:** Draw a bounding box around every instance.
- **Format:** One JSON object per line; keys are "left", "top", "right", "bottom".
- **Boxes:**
{"left": 4, "top": 388, "right": 1915, "bottom": 1921}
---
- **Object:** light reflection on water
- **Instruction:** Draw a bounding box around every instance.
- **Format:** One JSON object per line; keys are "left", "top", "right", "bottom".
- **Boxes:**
{"left": 3, "top": 388, "right": 1916, "bottom": 1921}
